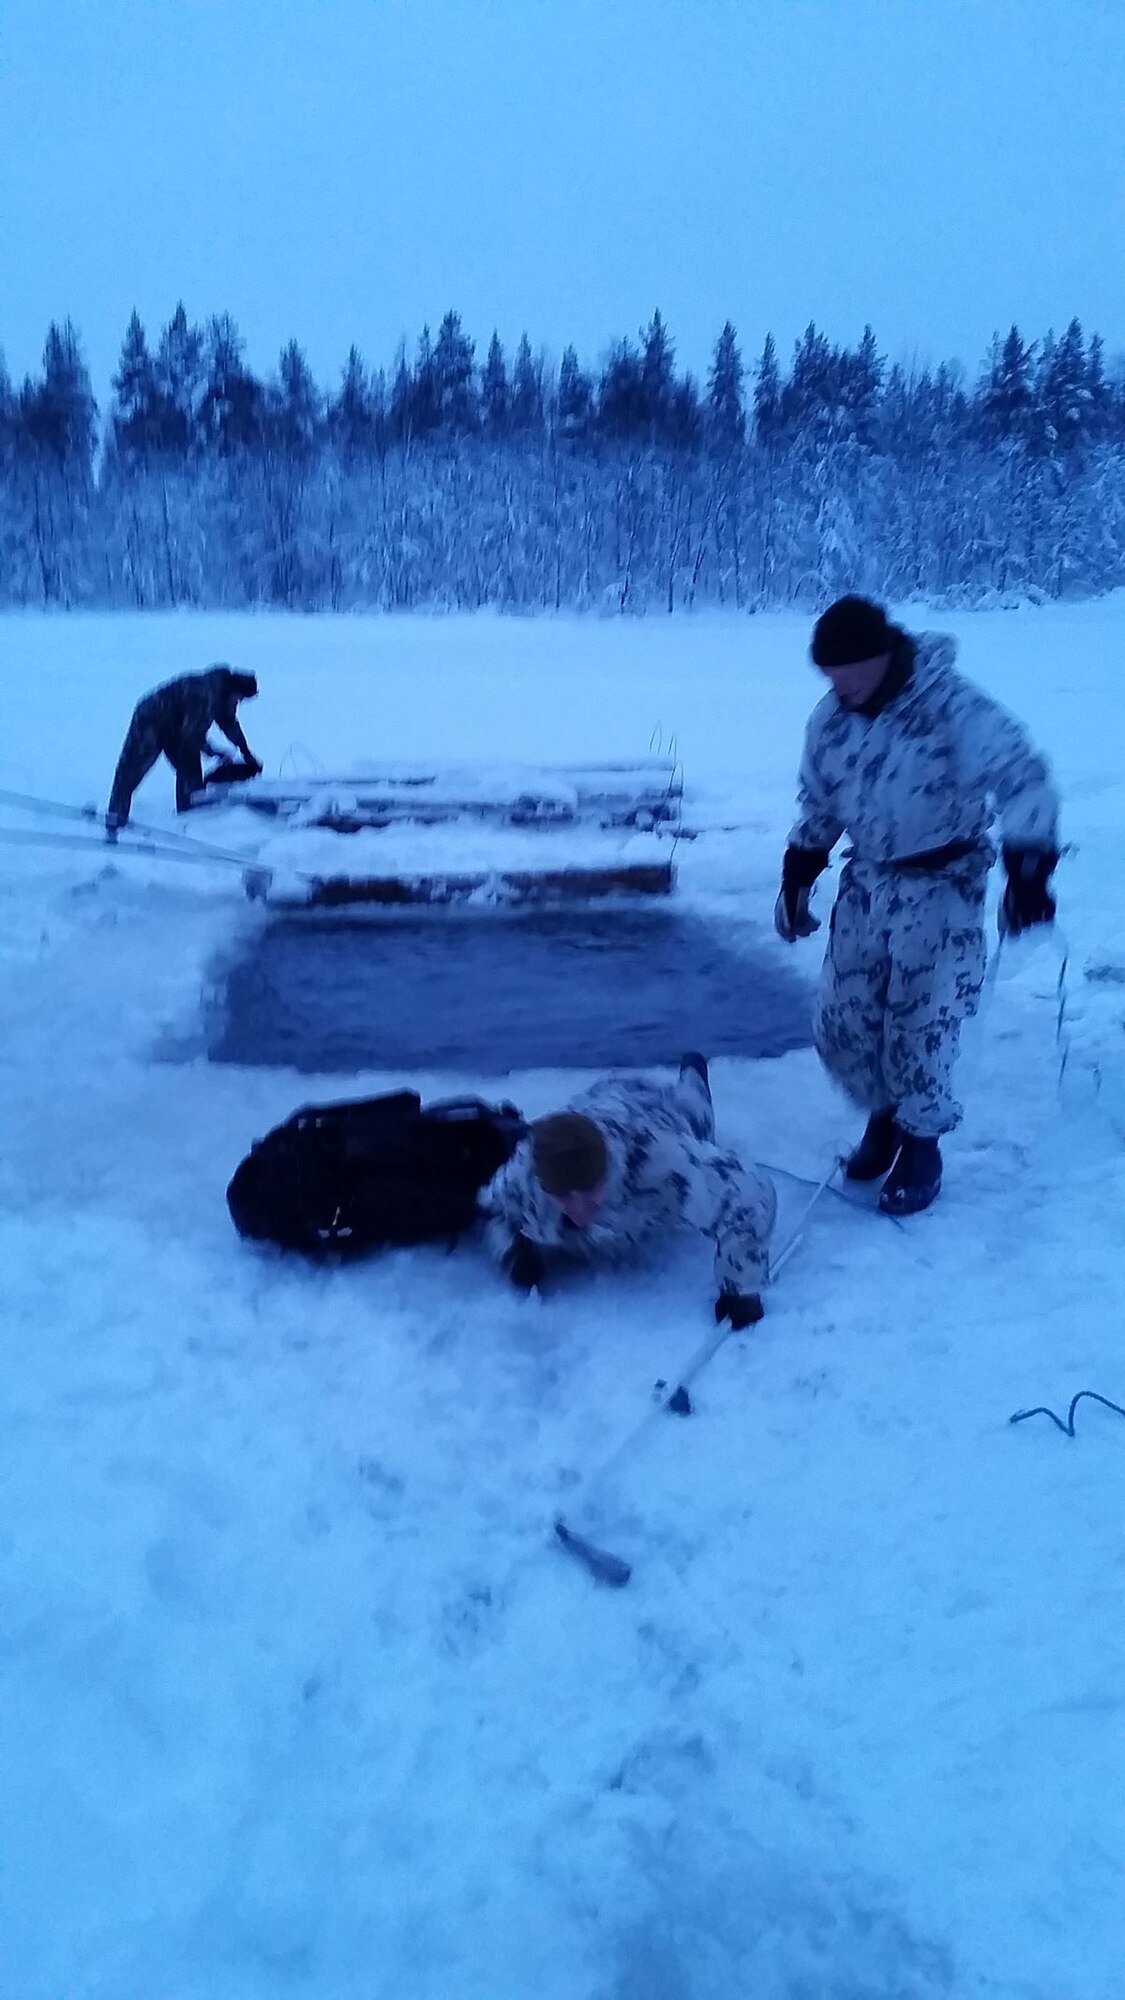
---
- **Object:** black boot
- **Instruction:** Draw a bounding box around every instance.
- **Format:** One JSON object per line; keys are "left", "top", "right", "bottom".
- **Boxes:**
{"left": 879, "top": 1134, "right": 943, "bottom": 1216}
{"left": 844, "top": 1109, "right": 901, "bottom": 1182}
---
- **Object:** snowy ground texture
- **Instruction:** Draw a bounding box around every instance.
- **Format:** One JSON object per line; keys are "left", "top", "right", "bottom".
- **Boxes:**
{"left": 2, "top": 605, "right": 1125, "bottom": 2000}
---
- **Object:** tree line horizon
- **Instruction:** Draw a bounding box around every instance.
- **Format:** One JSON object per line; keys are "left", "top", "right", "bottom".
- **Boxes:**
{"left": 7, "top": 303, "right": 1123, "bottom": 457}
{"left": 2, "top": 304, "right": 1123, "bottom": 613}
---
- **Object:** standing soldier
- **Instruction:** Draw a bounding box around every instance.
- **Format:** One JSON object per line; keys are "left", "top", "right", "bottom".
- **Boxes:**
{"left": 775, "top": 596, "right": 1060, "bottom": 1215}
{"left": 481, "top": 1055, "right": 777, "bottom": 1326}
{"left": 106, "top": 664, "right": 262, "bottom": 835}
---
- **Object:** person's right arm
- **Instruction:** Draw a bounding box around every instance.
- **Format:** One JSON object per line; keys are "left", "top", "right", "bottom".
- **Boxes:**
{"left": 478, "top": 1149, "right": 546, "bottom": 1291}
{"left": 775, "top": 717, "right": 842, "bottom": 942}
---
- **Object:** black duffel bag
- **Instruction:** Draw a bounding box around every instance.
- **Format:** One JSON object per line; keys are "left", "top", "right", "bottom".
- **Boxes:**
{"left": 227, "top": 1089, "right": 526, "bottom": 1257}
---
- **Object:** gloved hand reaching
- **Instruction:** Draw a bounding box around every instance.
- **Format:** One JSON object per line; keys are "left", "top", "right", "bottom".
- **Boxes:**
{"left": 714, "top": 1289, "right": 765, "bottom": 1331}
{"left": 1000, "top": 846, "right": 1058, "bottom": 937}
{"left": 774, "top": 845, "right": 830, "bottom": 942}
{"left": 503, "top": 1232, "right": 545, "bottom": 1294}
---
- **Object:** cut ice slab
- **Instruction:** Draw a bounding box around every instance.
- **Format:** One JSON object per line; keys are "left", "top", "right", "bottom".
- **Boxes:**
{"left": 252, "top": 821, "right": 676, "bottom": 907}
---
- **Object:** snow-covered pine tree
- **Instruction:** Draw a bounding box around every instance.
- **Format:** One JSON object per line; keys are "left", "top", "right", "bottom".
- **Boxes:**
{"left": 14, "top": 320, "right": 98, "bottom": 602}
{"left": 270, "top": 340, "right": 322, "bottom": 460}
{"left": 668, "top": 374, "right": 703, "bottom": 452}
{"left": 481, "top": 332, "right": 510, "bottom": 439}
{"left": 597, "top": 339, "right": 646, "bottom": 440}
{"left": 707, "top": 321, "right": 745, "bottom": 451}
{"left": 154, "top": 303, "right": 205, "bottom": 455}
{"left": 782, "top": 322, "right": 839, "bottom": 443}
{"left": 255, "top": 341, "right": 324, "bottom": 605}
{"left": 410, "top": 327, "right": 440, "bottom": 439}
{"left": 199, "top": 314, "right": 262, "bottom": 455}
{"left": 979, "top": 325, "right": 1034, "bottom": 441}
{"left": 1038, "top": 317, "right": 1088, "bottom": 452}
{"left": 640, "top": 310, "right": 676, "bottom": 441}
{"left": 750, "top": 332, "right": 780, "bottom": 444}
{"left": 387, "top": 343, "right": 413, "bottom": 444}
{"left": 433, "top": 311, "right": 477, "bottom": 433}
{"left": 102, "top": 313, "right": 166, "bottom": 605}
{"left": 328, "top": 346, "right": 379, "bottom": 461}
{"left": 510, "top": 334, "right": 544, "bottom": 437}
{"left": 839, "top": 324, "right": 883, "bottom": 444}
{"left": 110, "top": 312, "right": 159, "bottom": 460}
{"left": 24, "top": 319, "right": 99, "bottom": 475}
{"left": 1085, "top": 333, "right": 1111, "bottom": 441}
{"left": 556, "top": 345, "right": 593, "bottom": 443}
{"left": 0, "top": 350, "right": 14, "bottom": 471}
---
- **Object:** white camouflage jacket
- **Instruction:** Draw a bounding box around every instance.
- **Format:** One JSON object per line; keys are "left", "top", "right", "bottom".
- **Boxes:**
{"left": 479, "top": 1072, "right": 777, "bottom": 1297}
{"left": 790, "top": 633, "right": 1059, "bottom": 863}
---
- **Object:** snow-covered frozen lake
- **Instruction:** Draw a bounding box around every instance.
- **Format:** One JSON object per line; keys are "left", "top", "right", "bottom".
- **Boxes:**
{"left": 2, "top": 603, "right": 1125, "bottom": 2000}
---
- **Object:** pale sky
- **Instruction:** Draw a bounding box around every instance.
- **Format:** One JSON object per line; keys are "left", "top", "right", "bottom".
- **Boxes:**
{"left": 2, "top": 0, "right": 1124, "bottom": 403}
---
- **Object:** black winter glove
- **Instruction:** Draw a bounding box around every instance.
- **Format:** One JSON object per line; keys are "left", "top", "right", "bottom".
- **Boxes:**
{"left": 503, "top": 1232, "right": 545, "bottom": 1294}
{"left": 1000, "top": 846, "right": 1058, "bottom": 937}
{"left": 774, "top": 846, "right": 830, "bottom": 943}
{"left": 714, "top": 1289, "right": 765, "bottom": 1331}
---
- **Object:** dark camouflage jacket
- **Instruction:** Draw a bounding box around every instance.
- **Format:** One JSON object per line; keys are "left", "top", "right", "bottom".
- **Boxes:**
{"left": 134, "top": 667, "right": 245, "bottom": 753}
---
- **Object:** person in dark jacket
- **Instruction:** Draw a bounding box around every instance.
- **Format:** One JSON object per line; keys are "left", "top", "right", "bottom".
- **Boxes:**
{"left": 106, "top": 665, "right": 262, "bottom": 834}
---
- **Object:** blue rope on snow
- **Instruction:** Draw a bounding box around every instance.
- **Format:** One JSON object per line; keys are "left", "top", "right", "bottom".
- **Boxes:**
{"left": 1009, "top": 1390, "right": 1125, "bottom": 1437}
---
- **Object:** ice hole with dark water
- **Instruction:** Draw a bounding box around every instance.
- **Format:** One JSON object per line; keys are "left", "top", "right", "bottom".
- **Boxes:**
{"left": 208, "top": 905, "right": 813, "bottom": 1074}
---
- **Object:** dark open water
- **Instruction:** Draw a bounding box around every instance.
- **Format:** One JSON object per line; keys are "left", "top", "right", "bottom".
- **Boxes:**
{"left": 208, "top": 907, "right": 813, "bottom": 1074}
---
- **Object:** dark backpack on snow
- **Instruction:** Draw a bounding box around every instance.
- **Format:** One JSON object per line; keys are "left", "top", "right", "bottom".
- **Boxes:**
{"left": 227, "top": 1089, "right": 526, "bottom": 1258}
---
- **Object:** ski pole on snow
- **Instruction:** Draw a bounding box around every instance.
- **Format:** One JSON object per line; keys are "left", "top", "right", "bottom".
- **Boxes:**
{"left": 553, "top": 1321, "right": 742, "bottom": 1587}
{"left": 554, "top": 1157, "right": 841, "bottom": 1589}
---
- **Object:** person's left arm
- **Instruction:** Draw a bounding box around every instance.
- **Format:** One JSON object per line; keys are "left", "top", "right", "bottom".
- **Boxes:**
{"left": 210, "top": 685, "right": 261, "bottom": 767}
{"left": 957, "top": 680, "right": 1061, "bottom": 930}
{"left": 661, "top": 1138, "right": 778, "bottom": 1325}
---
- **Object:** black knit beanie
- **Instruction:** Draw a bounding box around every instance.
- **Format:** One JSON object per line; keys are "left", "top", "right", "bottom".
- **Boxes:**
{"left": 810, "top": 596, "right": 893, "bottom": 669}
{"left": 531, "top": 1113, "right": 608, "bottom": 1196}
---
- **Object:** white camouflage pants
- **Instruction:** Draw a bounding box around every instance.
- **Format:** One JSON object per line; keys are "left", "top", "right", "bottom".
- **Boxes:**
{"left": 814, "top": 857, "right": 989, "bottom": 1137}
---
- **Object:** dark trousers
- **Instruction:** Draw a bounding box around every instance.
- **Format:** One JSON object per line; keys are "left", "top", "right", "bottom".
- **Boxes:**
{"left": 108, "top": 715, "right": 204, "bottom": 823}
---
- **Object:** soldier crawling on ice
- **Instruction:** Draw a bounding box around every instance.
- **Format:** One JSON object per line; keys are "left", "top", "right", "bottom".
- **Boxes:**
{"left": 480, "top": 1055, "right": 777, "bottom": 1327}
{"left": 106, "top": 664, "right": 262, "bottom": 836}
{"left": 775, "top": 594, "right": 1060, "bottom": 1216}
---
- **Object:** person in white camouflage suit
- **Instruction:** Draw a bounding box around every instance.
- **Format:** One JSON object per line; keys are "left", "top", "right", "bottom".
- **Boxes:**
{"left": 775, "top": 595, "right": 1060, "bottom": 1215}
{"left": 480, "top": 1055, "right": 777, "bottom": 1326}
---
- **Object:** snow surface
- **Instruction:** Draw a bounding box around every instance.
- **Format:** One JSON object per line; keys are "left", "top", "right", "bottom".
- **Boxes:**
{"left": 2, "top": 604, "right": 1124, "bottom": 2000}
